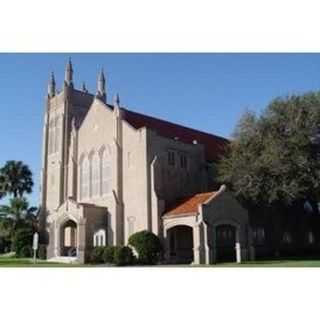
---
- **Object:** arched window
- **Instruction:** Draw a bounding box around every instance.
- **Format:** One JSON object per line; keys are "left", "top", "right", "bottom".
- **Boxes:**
{"left": 54, "top": 116, "right": 60, "bottom": 153}
{"left": 80, "top": 156, "right": 89, "bottom": 200}
{"left": 283, "top": 231, "right": 292, "bottom": 244}
{"left": 48, "top": 119, "right": 54, "bottom": 154}
{"left": 308, "top": 231, "right": 315, "bottom": 244}
{"left": 93, "top": 229, "right": 106, "bottom": 247}
{"left": 91, "top": 153, "right": 100, "bottom": 197}
{"left": 101, "top": 149, "right": 112, "bottom": 195}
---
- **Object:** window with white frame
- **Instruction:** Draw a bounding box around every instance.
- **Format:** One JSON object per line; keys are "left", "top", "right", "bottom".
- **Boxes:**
{"left": 80, "top": 156, "right": 89, "bottom": 200}
{"left": 101, "top": 150, "right": 112, "bottom": 195}
{"left": 91, "top": 153, "right": 100, "bottom": 197}
{"left": 93, "top": 229, "right": 106, "bottom": 247}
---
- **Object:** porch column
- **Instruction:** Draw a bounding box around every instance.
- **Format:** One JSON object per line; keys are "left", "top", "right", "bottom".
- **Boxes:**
{"left": 54, "top": 220, "right": 60, "bottom": 257}
{"left": 235, "top": 227, "right": 241, "bottom": 263}
{"left": 163, "top": 227, "right": 170, "bottom": 262}
{"left": 193, "top": 223, "right": 205, "bottom": 264}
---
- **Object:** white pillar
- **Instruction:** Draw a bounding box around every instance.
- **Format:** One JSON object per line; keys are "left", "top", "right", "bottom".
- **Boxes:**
{"left": 193, "top": 224, "right": 201, "bottom": 265}
{"left": 163, "top": 227, "right": 170, "bottom": 262}
{"left": 235, "top": 228, "right": 241, "bottom": 263}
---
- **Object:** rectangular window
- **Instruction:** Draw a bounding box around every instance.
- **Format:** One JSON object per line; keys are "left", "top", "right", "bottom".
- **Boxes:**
{"left": 168, "top": 150, "right": 175, "bottom": 166}
{"left": 180, "top": 153, "right": 188, "bottom": 169}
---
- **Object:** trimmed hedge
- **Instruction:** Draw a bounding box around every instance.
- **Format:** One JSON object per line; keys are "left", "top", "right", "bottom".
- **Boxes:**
{"left": 37, "top": 244, "right": 47, "bottom": 260}
{"left": 91, "top": 246, "right": 106, "bottom": 263}
{"left": 103, "top": 246, "right": 117, "bottom": 264}
{"left": 114, "top": 246, "right": 134, "bottom": 266}
{"left": 128, "top": 230, "right": 162, "bottom": 265}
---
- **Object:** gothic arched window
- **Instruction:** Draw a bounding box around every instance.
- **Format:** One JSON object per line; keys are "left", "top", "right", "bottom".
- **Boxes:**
{"left": 93, "top": 229, "right": 106, "bottom": 247}
{"left": 101, "top": 148, "right": 112, "bottom": 195}
{"left": 48, "top": 119, "right": 54, "bottom": 154}
{"left": 54, "top": 116, "right": 60, "bottom": 153}
{"left": 80, "top": 156, "right": 89, "bottom": 200}
{"left": 91, "top": 153, "right": 100, "bottom": 197}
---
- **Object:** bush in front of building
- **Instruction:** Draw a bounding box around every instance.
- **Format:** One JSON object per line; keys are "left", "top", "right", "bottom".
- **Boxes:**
{"left": 103, "top": 246, "right": 117, "bottom": 264}
{"left": 91, "top": 246, "right": 106, "bottom": 263}
{"left": 113, "top": 246, "right": 135, "bottom": 266}
{"left": 13, "top": 227, "right": 34, "bottom": 257}
{"left": 128, "top": 230, "right": 162, "bottom": 265}
{"left": 37, "top": 244, "right": 47, "bottom": 260}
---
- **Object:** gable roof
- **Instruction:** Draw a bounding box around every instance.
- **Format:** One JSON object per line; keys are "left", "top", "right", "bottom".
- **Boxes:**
{"left": 163, "top": 192, "right": 217, "bottom": 218}
{"left": 120, "top": 108, "right": 229, "bottom": 161}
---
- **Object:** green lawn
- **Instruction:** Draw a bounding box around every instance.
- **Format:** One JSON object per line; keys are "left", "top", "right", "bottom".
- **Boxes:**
{"left": 0, "top": 257, "right": 84, "bottom": 267}
{"left": 209, "top": 259, "right": 320, "bottom": 267}
{"left": 1, "top": 256, "right": 320, "bottom": 267}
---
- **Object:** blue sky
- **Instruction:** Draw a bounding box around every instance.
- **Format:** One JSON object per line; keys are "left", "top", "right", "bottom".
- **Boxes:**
{"left": 1, "top": 53, "right": 320, "bottom": 206}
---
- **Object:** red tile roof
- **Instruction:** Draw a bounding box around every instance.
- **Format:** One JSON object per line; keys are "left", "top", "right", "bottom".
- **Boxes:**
{"left": 121, "top": 108, "right": 229, "bottom": 161}
{"left": 163, "top": 192, "right": 217, "bottom": 217}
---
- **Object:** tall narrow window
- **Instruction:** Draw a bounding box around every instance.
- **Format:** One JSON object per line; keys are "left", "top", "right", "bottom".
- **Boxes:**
{"left": 48, "top": 120, "right": 54, "bottom": 154}
{"left": 180, "top": 153, "right": 188, "bottom": 169}
{"left": 168, "top": 150, "right": 175, "bottom": 166}
{"left": 93, "top": 230, "right": 106, "bottom": 247}
{"left": 55, "top": 116, "right": 60, "bottom": 153}
{"left": 101, "top": 150, "right": 111, "bottom": 195}
{"left": 91, "top": 153, "right": 100, "bottom": 197}
{"left": 80, "top": 157, "right": 89, "bottom": 200}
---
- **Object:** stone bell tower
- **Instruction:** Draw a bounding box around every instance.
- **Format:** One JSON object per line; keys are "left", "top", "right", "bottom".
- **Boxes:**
{"left": 39, "top": 59, "right": 96, "bottom": 223}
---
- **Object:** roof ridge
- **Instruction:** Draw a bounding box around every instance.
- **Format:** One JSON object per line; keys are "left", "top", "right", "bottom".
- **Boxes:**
{"left": 121, "top": 106, "right": 229, "bottom": 141}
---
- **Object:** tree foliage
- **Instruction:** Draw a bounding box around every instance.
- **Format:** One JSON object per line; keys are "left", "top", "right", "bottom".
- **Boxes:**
{"left": 0, "top": 161, "right": 34, "bottom": 198}
{"left": 128, "top": 230, "right": 162, "bottom": 265}
{"left": 0, "top": 197, "right": 38, "bottom": 254}
{"left": 217, "top": 92, "right": 320, "bottom": 208}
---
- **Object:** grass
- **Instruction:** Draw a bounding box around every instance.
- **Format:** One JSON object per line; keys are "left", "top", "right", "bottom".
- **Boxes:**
{"left": 1, "top": 256, "right": 320, "bottom": 267}
{"left": 0, "top": 256, "right": 85, "bottom": 267}
{"left": 213, "top": 259, "right": 320, "bottom": 268}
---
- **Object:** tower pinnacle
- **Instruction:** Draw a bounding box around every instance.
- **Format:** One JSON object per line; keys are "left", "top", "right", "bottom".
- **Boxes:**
{"left": 96, "top": 69, "right": 106, "bottom": 102}
{"left": 48, "top": 72, "right": 56, "bottom": 97}
{"left": 65, "top": 57, "right": 73, "bottom": 87}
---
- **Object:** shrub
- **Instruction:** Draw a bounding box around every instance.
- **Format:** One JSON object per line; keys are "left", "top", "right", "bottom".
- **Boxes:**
{"left": 114, "top": 246, "right": 134, "bottom": 266}
{"left": 13, "top": 227, "right": 34, "bottom": 257}
{"left": 91, "top": 246, "right": 106, "bottom": 263}
{"left": 103, "top": 246, "right": 117, "bottom": 264}
{"left": 37, "top": 244, "right": 47, "bottom": 260}
{"left": 128, "top": 230, "right": 162, "bottom": 265}
{"left": 19, "top": 245, "right": 33, "bottom": 258}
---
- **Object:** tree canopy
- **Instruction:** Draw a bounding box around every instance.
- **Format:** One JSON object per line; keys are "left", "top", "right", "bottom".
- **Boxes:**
{"left": 0, "top": 161, "right": 33, "bottom": 198}
{"left": 217, "top": 92, "right": 320, "bottom": 209}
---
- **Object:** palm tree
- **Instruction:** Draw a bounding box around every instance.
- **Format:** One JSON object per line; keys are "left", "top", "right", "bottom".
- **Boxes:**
{"left": 0, "top": 197, "right": 37, "bottom": 234}
{"left": 0, "top": 161, "right": 34, "bottom": 198}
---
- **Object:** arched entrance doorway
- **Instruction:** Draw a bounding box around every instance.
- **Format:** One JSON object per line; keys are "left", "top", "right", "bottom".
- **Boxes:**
{"left": 167, "top": 225, "right": 194, "bottom": 264}
{"left": 216, "top": 224, "right": 237, "bottom": 262}
{"left": 60, "top": 220, "right": 77, "bottom": 257}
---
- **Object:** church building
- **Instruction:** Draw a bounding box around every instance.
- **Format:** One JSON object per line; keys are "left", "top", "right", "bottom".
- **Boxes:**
{"left": 39, "top": 59, "right": 257, "bottom": 264}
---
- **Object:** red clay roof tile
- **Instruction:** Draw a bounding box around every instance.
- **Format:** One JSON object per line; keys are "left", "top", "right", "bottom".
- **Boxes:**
{"left": 163, "top": 192, "right": 217, "bottom": 217}
{"left": 121, "top": 108, "right": 229, "bottom": 161}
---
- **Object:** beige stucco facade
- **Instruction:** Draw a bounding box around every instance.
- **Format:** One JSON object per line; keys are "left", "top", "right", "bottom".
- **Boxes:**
{"left": 39, "top": 61, "right": 251, "bottom": 264}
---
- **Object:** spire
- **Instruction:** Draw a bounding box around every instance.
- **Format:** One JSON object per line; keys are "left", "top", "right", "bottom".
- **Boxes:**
{"left": 48, "top": 72, "right": 56, "bottom": 97}
{"left": 96, "top": 69, "right": 106, "bottom": 102}
{"left": 65, "top": 57, "right": 73, "bottom": 87}
{"left": 114, "top": 93, "right": 120, "bottom": 107}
